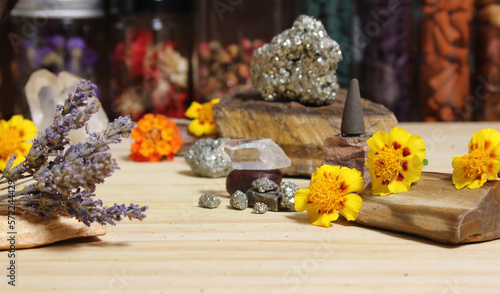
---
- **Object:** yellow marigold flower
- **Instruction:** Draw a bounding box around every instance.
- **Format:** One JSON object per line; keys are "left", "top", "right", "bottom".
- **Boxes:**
{"left": 130, "top": 114, "right": 183, "bottom": 162}
{"left": 452, "top": 128, "right": 500, "bottom": 189}
{"left": 365, "top": 127, "right": 427, "bottom": 196}
{"left": 185, "top": 98, "right": 220, "bottom": 137}
{"left": 0, "top": 115, "right": 37, "bottom": 171}
{"left": 294, "top": 165, "right": 364, "bottom": 228}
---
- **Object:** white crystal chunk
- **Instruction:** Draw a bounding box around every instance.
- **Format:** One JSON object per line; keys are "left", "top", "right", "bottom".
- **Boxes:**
{"left": 218, "top": 138, "right": 291, "bottom": 170}
{"left": 25, "top": 69, "right": 109, "bottom": 144}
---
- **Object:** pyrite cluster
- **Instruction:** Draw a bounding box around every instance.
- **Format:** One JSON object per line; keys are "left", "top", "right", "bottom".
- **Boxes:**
{"left": 250, "top": 15, "right": 342, "bottom": 106}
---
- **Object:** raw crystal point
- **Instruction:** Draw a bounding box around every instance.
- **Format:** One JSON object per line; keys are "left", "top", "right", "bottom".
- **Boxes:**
{"left": 253, "top": 202, "right": 268, "bottom": 214}
{"left": 341, "top": 79, "right": 365, "bottom": 137}
{"left": 198, "top": 193, "right": 221, "bottom": 209}
{"left": 250, "top": 15, "right": 342, "bottom": 105}
{"left": 230, "top": 190, "right": 248, "bottom": 210}
{"left": 277, "top": 181, "right": 299, "bottom": 211}
{"left": 185, "top": 138, "right": 232, "bottom": 178}
{"left": 252, "top": 178, "right": 278, "bottom": 193}
{"left": 25, "top": 69, "right": 109, "bottom": 144}
{"left": 218, "top": 138, "right": 291, "bottom": 170}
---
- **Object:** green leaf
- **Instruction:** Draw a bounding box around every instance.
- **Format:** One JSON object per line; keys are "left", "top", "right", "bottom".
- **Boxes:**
{"left": 423, "top": 159, "right": 428, "bottom": 166}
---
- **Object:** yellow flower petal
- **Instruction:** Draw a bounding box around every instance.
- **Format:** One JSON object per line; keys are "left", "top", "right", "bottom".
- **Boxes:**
{"left": 388, "top": 126, "right": 412, "bottom": 147}
{"left": 467, "top": 173, "right": 488, "bottom": 189}
{"left": 185, "top": 101, "right": 203, "bottom": 119}
{"left": 369, "top": 171, "right": 391, "bottom": 196}
{"left": 188, "top": 119, "right": 217, "bottom": 137}
{"left": 294, "top": 188, "right": 309, "bottom": 212}
{"left": 338, "top": 193, "right": 363, "bottom": 221}
{"left": 403, "top": 134, "right": 427, "bottom": 160}
{"left": 366, "top": 130, "right": 389, "bottom": 151}
{"left": 338, "top": 166, "right": 365, "bottom": 193}
{"left": 311, "top": 211, "right": 339, "bottom": 228}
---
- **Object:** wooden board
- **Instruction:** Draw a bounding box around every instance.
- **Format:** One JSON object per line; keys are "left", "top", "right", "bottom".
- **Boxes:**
{"left": 356, "top": 172, "right": 500, "bottom": 244}
{"left": 0, "top": 215, "right": 106, "bottom": 249}
{"left": 0, "top": 123, "right": 499, "bottom": 293}
{"left": 213, "top": 85, "right": 398, "bottom": 176}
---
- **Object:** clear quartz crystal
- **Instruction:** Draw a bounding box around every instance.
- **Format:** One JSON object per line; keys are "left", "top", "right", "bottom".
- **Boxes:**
{"left": 25, "top": 70, "right": 109, "bottom": 144}
{"left": 218, "top": 138, "right": 291, "bottom": 170}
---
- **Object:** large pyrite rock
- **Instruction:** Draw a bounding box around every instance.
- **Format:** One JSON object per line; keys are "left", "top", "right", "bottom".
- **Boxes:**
{"left": 185, "top": 138, "right": 232, "bottom": 178}
{"left": 356, "top": 172, "right": 500, "bottom": 244}
{"left": 250, "top": 15, "right": 342, "bottom": 106}
{"left": 212, "top": 85, "right": 398, "bottom": 176}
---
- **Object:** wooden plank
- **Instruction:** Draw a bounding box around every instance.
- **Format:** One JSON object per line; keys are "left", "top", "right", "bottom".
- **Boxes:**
{"left": 356, "top": 172, "right": 500, "bottom": 244}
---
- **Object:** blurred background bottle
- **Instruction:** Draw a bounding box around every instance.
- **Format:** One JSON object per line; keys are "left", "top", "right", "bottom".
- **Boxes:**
{"left": 7, "top": 0, "right": 109, "bottom": 115}
{"left": 109, "top": 0, "right": 194, "bottom": 121}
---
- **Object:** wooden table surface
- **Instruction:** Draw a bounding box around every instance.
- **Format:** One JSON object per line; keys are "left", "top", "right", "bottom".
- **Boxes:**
{"left": 2, "top": 122, "right": 500, "bottom": 294}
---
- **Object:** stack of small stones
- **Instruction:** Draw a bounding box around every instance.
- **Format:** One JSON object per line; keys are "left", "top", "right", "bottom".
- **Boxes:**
{"left": 198, "top": 178, "right": 299, "bottom": 214}
{"left": 230, "top": 178, "right": 299, "bottom": 214}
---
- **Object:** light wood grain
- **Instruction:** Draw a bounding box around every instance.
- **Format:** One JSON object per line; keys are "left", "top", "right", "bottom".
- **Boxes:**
{"left": 1, "top": 122, "right": 500, "bottom": 293}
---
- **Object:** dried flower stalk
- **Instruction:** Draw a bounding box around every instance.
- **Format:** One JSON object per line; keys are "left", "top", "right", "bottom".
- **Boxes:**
{"left": 0, "top": 80, "right": 147, "bottom": 226}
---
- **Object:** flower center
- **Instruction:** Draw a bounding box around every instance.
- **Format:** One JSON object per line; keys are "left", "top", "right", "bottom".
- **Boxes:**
{"left": 372, "top": 148, "right": 401, "bottom": 182}
{"left": 308, "top": 177, "right": 343, "bottom": 214}
{"left": 464, "top": 149, "right": 488, "bottom": 178}
{"left": 198, "top": 103, "right": 214, "bottom": 125}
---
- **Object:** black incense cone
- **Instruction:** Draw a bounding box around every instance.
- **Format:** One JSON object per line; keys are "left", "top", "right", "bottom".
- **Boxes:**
{"left": 341, "top": 79, "right": 365, "bottom": 137}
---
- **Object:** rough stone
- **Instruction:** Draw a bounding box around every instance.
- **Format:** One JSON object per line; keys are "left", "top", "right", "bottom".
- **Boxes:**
{"left": 185, "top": 138, "right": 232, "bottom": 178}
{"left": 277, "top": 181, "right": 299, "bottom": 211}
{"left": 253, "top": 202, "right": 268, "bottom": 214}
{"left": 322, "top": 135, "right": 371, "bottom": 185}
{"left": 251, "top": 178, "right": 279, "bottom": 193}
{"left": 246, "top": 188, "right": 280, "bottom": 212}
{"left": 218, "top": 138, "right": 291, "bottom": 170}
{"left": 198, "top": 193, "right": 221, "bottom": 209}
{"left": 230, "top": 190, "right": 248, "bottom": 210}
{"left": 25, "top": 69, "right": 109, "bottom": 144}
{"left": 250, "top": 15, "right": 342, "bottom": 106}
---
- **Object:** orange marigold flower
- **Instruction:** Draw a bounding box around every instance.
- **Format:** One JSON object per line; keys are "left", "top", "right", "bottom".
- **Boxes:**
{"left": 185, "top": 98, "right": 220, "bottom": 137}
{"left": 130, "top": 114, "right": 183, "bottom": 162}
{"left": 0, "top": 115, "right": 37, "bottom": 171}
{"left": 452, "top": 128, "right": 500, "bottom": 189}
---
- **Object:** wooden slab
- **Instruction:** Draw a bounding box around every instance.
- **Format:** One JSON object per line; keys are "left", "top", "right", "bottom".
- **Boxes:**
{"left": 213, "top": 85, "right": 397, "bottom": 176}
{"left": 0, "top": 215, "right": 106, "bottom": 249}
{"left": 356, "top": 172, "right": 500, "bottom": 244}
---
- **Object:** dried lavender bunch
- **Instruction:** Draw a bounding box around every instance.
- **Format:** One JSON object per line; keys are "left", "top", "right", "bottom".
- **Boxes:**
{"left": 0, "top": 80, "right": 148, "bottom": 226}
